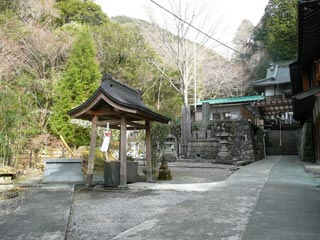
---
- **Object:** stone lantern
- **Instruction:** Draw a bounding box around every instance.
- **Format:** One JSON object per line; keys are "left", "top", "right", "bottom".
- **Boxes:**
{"left": 163, "top": 134, "right": 177, "bottom": 162}
{"left": 216, "top": 126, "right": 232, "bottom": 164}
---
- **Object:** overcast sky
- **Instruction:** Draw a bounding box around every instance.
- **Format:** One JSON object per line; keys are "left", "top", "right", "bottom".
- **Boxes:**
{"left": 94, "top": 0, "right": 269, "bottom": 57}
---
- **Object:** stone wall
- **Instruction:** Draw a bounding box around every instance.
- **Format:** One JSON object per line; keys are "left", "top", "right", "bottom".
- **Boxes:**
{"left": 230, "top": 120, "right": 264, "bottom": 162}
{"left": 187, "top": 139, "right": 219, "bottom": 159}
{"left": 298, "top": 121, "right": 315, "bottom": 162}
{"left": 265, "top": 129, "right": 299, "bottom": 155}
{"left": 185, "top": 120, "right": 264, "bottom": 163}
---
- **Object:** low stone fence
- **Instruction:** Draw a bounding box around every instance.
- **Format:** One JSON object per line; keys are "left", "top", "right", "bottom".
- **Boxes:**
{"left": 185, "top": 120, "right": 264, "bottom": 163}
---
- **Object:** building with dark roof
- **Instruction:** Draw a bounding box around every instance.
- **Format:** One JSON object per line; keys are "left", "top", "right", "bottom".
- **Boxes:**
{"left": 69, "top": 74, "right": 170, "bottom": 186}
{"left": 252, "top": 64, "right": 295, "bottom": 125}
{"left": 253, "top": 64, "right": 292, "bottom": 100}
{"left": 69, "top": 74, "right": 170, "bottom": 124}
{"left": 289, "top": 0, "right": 320, "bottom": 163}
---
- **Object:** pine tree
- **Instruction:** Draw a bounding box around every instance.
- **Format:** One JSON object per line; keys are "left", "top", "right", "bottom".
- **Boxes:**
{"left": 50, "top": 27, "right": 101, "bottom": 147}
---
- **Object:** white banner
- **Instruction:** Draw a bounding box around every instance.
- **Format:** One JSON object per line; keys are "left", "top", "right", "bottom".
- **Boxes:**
{"left": 100, "top": 131, "right": 112, "bottom": 152}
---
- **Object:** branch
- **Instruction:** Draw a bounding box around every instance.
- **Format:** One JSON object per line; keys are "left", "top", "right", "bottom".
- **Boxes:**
{"left": 150, "top": 61, "right": 180, "bottom": 93}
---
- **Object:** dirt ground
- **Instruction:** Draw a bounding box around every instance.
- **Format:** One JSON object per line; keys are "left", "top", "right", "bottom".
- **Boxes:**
{"left": 66, "top": 165, "right": 236, "bottom": 240}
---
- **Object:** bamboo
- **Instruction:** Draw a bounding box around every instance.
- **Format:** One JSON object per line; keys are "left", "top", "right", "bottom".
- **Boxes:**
{"left": 60, "top": 135, "right": 87, "bottom": 174}
{"left": 59, "top": 135, "right": 76, "bottom": 158}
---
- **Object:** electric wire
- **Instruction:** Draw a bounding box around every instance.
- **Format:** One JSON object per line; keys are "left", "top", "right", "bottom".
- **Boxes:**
{"left": 150, "top": 0, "right": 244, "bottom": 56}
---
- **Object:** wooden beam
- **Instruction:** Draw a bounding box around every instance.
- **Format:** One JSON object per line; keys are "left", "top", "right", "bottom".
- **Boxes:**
{"left": 87, "top": 115, "right": 98, "bottom": 186}
{"left": 127, "top": 121, "right": 146, "bottom": 129}
{"left": 88, "top": 110, "right": 121, "bottom": 116}
{"left": 97, "top": 120, "right": 121, "bottom": 126}
{"left": 253, "top": 99, "right": 292, "bottom": 107}
{"left": 97, "top": 120, "right": 146, "bottom": 129}
{"left": 145, "top": 120, "right": 152, "bottom": 182}
{"left": 127, "top": 126, "right": 145, "bottom": 130}
{"left": 120, "top": 115, "right": 127, "bottom": 187}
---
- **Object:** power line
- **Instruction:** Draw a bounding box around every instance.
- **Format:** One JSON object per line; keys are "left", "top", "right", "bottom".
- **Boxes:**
{"left": 150, "top": 0, "right": 244, "bottom": 56}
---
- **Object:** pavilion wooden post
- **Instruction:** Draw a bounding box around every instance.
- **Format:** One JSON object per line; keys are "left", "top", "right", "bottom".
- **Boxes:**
{"left": 120, "top": 115, "right": 127, "bottom": 187}
{"left": 87, "top": 115, "right": 98, "bottom": 186}
{"left": 145, "top": 120, "right": 152, "bottom": 182}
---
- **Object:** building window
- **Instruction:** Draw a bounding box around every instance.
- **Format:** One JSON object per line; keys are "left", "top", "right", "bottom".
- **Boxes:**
{"left": 195, "top": 111, "right": 202, "bottom": 121}
{"left": 211, "top": 112, "right": 220, "bottom": 120}
{"left": 223, "top": 112, "right": 231, "bottom": 120}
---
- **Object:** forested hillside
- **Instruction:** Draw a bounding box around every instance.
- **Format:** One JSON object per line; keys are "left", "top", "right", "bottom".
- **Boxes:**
{"left": 0, "top": 0, "right": 298, "bottom": 168}
{"left": 245, "top": 0, "right": 298, "bottom": 78}
{"left": 0, "top": 0, "right": 182, "bottom": 166}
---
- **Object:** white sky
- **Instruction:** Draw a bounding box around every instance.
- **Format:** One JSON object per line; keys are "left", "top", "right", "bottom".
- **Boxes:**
{"left": 94, "top": 0, "right": 269, "bottom": 57}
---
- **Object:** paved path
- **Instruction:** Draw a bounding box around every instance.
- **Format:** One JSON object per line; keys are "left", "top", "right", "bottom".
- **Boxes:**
{"left": 242, "top": 156, "right": 320, "bottom": 240}
{"left": 1, "top": 156, "right": 320, "bottom": 240}
{"left": 114, "top": 156, "right": 320, "bottom": 240}
{"left": 0, "top": 184, "right": 74, "bottom": 240}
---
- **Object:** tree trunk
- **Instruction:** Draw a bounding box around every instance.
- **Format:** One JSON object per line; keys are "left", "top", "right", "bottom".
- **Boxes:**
{"left": 180, "top": 104, "right": 190, "bottom": 157}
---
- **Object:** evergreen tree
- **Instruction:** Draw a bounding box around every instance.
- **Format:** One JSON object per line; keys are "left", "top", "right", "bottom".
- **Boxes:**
{"left": 50, "top": 27, "right": 101, "bottom": 147}
{"left": 253, "top": 0, "right": 298, "bottom": 62}
{"left": 56, "top": 0, "right": 109, "bottom": 26}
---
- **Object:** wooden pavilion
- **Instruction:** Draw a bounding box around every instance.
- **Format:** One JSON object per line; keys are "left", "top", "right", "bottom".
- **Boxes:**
{"left": 68, "top": 74, "right": 170, "bottom": 186}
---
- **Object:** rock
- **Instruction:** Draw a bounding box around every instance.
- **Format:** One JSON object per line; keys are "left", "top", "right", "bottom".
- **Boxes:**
{"left": 157, "top": 160, "right": 172, "bottom": 181}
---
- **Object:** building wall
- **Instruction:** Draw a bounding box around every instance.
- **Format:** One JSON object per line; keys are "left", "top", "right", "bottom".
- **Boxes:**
{"left": 265, "top": 86, "right": 275, "bottom": 96}
{"left": 313, "top": 96, "right": 320, "bottom": 163}
{"left": 240, "top": 106, "right": 256, "bottom": 123}
{"left": 193, "top": 104, "right": 251, "bottom": 122}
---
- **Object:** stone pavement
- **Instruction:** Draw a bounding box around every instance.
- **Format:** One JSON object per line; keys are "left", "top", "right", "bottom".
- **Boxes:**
{"left": 0, "top": 184, "right": 74, "bottom": 240}
{"left": 1, "top": 156, "right": 320, "bottom": 240}
{"left": 242, "top": 156, "right": 320, "bottom": 240}
{"left": 115, "top": 156, "right": 320, "bottom": 240}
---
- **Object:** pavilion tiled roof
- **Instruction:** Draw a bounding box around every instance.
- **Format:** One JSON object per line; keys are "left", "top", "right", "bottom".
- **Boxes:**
{"left": 68, "top": 74, "right": 170, "bottom": 124}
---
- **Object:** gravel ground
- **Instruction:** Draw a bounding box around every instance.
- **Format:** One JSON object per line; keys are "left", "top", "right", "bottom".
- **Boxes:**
{"left": 67, "top": 165, "right": 236, "bottom": 239}
{"left": 0, "top": 188, "right": 32, "bottom": 224}
{"left": 0, "top": 196, "right": 21, "bottom": 224}
{"left": 67, "top": 189, "right": 197, "bottom": 240}
{"left": 169, "top": 167, "right": 234, "bottom": 183}
{"left": 0, "top": 165, "right": 236, "bottom": 239}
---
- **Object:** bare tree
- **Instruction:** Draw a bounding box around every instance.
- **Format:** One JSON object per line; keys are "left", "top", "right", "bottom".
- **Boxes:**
{"left": 15, "top": 0, "right": 59, "bottom": 26}
{"left": 142, "top": 0, "right": 222, "bottom": 156}
{"left": 198, "top": 51, "right": 247, "bottom": 99}
{"left": 146, "top": 1, "right": 221, "bottom": 104}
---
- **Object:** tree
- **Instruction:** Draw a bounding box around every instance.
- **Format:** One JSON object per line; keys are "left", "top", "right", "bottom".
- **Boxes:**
{"left": 50, "top": 27, "right": 101, "bottom": 147}
{"left": 56, "top": 0, "right": 109, "bottom": 26}
{"left": 251, "top": 0, "right": 298, "bottom": 62}
{"left": 93, "top": 18, "right": 182, "bottom": 118}
{"left": 233, "top": 19, "right": 254, "bottom": 55}
{"left": 0, "top": 85, "right": 36, "bottom": 167}
{"left": 144, "top": 0, "right": 218, "bottom": 156}
{"left": 93, "top": 21, "right": 155, "bottom": 89}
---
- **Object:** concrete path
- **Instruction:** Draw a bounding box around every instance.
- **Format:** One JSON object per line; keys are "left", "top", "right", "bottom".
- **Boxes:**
{"left": 1, "top": 156, "right": 320, "bottom": 240}
{"left": 115, "top": 156, "right": 320, "bottom": 240}
{"left": 0, "top": 184, "right": 74, "bottom": 240}
{"left": 242, "top": 156, "right": 320, "bottom": 240}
